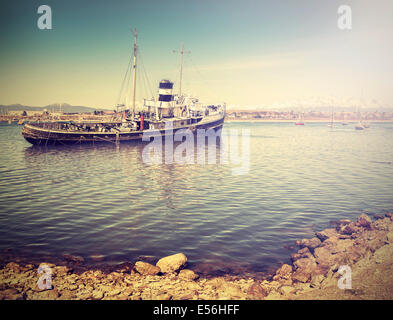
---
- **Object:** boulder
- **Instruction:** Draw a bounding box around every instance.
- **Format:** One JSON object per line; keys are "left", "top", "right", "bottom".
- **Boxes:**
{"left": 323, "top": 237, "right": 353, "bottom": 254}
{"left": 273, "top": 264, "right": 292, "bottom": 280}
{"left": 300, "top": 237, "right": 322, "bottom": 250}
{"left": 0, "top": 288, "right": 25, "bottom": 300}
{"left": 5, "top": 262, "right": 21, "bottom": 272}
{"left": 338, "top": 219, "right": 352, "bottom": 226}
{"left": 92, "top": 290, "right": 104, "bottom": 300}
{"left": 134, "top": 261, "right": 161, "bottom": 276}
{"left": 216, "top": 282, "right": 244, "bottom": 299}
{"left": 178, "top": 269, "right": 199, "bottom": 281}
{"left": 279, "top": 285, "right": 296, "bottom": 295}
{"left": 313, "top": 246, "right": 338, "bottom": 267}
{"left": 291, "top": 269, "right": 311, "bottom": 283}
{"left": 156, "top": 253, "right": 187, "bottom": 273}
{"left": 316, "top": 228, "right": 338, "bottom": 242}
{"left": 247, "top": 282, "right": 269, "bottom": 300}
{"left": 32, "top": 289, "right": 59, "bottom": 300}
{"left": 293, "top": 257, "right": 317, "bottom": 271}
{"left": 356, "top": 214, "right": 372, "bottom": 228}
{"left": 310, "top": 274, "right": 325, "bottom": 288}
{"left": 339, "top": 223, "right": 358, "bottom": 235}
{"left": 291, "top": 247, "right": 314, "bottom": 262}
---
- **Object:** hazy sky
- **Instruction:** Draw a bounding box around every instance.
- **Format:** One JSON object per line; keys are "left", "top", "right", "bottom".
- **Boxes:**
{"left": 0, "top": 0, "right": 392, "bottom": 109}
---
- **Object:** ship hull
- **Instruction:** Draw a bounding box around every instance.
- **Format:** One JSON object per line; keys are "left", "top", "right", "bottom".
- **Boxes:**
{"left": 22, "top": 116, "right": 225, "bottom": 145}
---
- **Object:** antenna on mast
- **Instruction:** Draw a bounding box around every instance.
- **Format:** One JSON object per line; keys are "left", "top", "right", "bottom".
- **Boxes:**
{"left": 173, "top": 42, "right": 191, "bottom": 97}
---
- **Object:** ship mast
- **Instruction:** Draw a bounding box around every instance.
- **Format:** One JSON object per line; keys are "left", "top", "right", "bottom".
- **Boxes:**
{"left": 173, "top": 43, "right": 190, "bottom": 98}
{"left": 131, "top": 28, "right": 137, "bottom": 116}
{"left": 179, "top": 42, "right": 184, "bottom": 97}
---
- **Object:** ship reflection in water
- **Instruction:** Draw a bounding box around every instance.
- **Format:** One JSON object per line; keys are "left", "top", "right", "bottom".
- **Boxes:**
{"left": 1, "top": 122, "right": 393, "bottom": 277}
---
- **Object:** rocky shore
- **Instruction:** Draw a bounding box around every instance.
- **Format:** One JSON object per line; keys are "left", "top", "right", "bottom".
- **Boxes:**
{"left": 1, "top": 213, "right": 393, "bottom": 300}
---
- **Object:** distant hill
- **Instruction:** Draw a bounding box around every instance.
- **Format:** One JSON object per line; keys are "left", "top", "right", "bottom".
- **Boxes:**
{"left": 0, "top": 103, "right": 110, "bottom": 114}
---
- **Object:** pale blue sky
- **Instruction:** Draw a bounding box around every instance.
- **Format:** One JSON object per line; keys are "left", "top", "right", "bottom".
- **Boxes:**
{"left": 0, "top": 0, "right": 392, "bottom": 109}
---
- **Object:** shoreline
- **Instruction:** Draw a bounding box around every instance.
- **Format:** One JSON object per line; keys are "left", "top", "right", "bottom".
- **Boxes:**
{"left": 1, "top": 213, "right": 393, "bottom": 300}
{"left": 225, "top": 119, "right": 393, "bottom": 123}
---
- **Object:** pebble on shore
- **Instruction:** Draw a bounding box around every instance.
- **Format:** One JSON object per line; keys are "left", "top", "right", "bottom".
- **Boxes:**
{"left": 1, "top": 213, "right": 393, "bottom": 300}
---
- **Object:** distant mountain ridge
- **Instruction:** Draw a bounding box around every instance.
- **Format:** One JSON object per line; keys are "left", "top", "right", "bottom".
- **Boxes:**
{"left": 0, "top": 103, "right": 110, "bottom": 113}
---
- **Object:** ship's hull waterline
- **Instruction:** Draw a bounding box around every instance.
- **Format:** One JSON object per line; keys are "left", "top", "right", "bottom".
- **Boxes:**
{"left": 22, "top": 116, "right": 225, "bottom": 145}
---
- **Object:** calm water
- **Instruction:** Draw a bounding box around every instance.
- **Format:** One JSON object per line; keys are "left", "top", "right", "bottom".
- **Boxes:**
{"left": 0, "top": 121, "right": 392, "bottom": 276}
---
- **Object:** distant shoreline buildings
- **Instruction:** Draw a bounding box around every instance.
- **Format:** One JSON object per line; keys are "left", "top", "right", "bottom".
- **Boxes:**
{"left": 1, "top": 104, "right": 393, "bottom": 122}
{"left": 226, "top": 109, "right": 393, "bottom": 121}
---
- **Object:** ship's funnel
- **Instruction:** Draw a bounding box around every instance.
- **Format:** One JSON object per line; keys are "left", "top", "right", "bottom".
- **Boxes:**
{"left": 158, "top": 80, "right": 173, "bottom": 105}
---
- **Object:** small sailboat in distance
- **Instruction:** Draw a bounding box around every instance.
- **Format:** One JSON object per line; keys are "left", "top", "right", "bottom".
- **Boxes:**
{"left": 295, "top": 111, "right": 304, "bottom": 125}
{"left": 327, "top": 106, "right": 334, "bottom": 128}
{"left": 355, "top": 122, "right": 365, "bottom": 130}
{"left": 355, "top": 105, "right": 365, "bottom": 130}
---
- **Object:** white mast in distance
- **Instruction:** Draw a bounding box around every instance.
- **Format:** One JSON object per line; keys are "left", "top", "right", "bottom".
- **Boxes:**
{"left": 131, "top": 28, "right": 137, "bottom": 116}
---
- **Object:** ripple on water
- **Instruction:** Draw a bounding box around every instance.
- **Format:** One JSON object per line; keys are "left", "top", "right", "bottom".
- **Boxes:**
{"left": 0, "top": 123, "right": 392, "bottom": 274}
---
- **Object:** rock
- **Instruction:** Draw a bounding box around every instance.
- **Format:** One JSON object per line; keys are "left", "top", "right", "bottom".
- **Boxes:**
{"left": 294, "top": 282, "right": 312, "bottom": 292}
{"left": 316, "top": 228, "right": 338, "bottom": 241}
{"left": 32, "top": 289, "right": 59, "bottom": 300}
{"left": 63, "top": 254, "right": 84, "bottom": 263}
{"left": 339, "top": 223, "right": 358, "bottom": 235}
{"left": 293, "top": 257, "right": 317, "bottom": 272}
{"left": 300, "top": 237, "right": 322, "bottom": 250}
{"left": 385, "top": 212, "right": 393, "bottom": 218}
{"left": 279, "top": 285, "right": 296, "bottom": 295}
{"left": 204, "top": 277, "right": 226, "bottom": 289}
{"left": 177, "top": 291, "right": 197, "bottom": 300}
{"left": 356, "top": 214, "right": 372, "bottom": 228}
{"left": 365, "top": 231, "right": 387, "bottom": 252}
{"left": 338, "top": 219, "right": 352, "bottom": 226}
{"left": 54, "top": 266, "right": 71, "bottom": 276}
{"left": 313, "top": 246, "right": 336, "bottom": 267}
{"left": 134, "top": 261, "right": 161, "bottom": 276}
{"left": 246, "top": 282, "right": 269, "bottom": 300}
{"left": 156, "top": 253, "right": 187, "bottom": 273}
{"left": 216, "top": 282, "right": 243, "bottom": 299}
{"left": 276, "top": 277, "right": 293, "bottom": 286}
{"left": 386, "top": 231, "right": 393, "bottom": 242}
{"left": 291, "top": 269, "right": 311, "bottom": 283}
{"left": 291, "top": 249, "right": 314, "bottom": 263}
{"left": 296, "top": 247, "right": 314, "bottom": 259}
{"left": 58, "top": 289, "right": 76, "bottom": 300}
{"left": 310, "top": 274, "right": 325, "bottom": 288}
{"left": 178, "top": 269, "right": 199, "bottom": 281}
{"left": 374, "top": 214, "right": 384, "bottom": 220}
{"left": 323, "top": 237, "right": 353, "bottom": 254}
{"left": 5, "top": 262, "right": 21, "bottom": 272}
{"left": 92, "top": 290, "right": 104, "bottom": 300}
{"left": 0, "top": 288, "right": 25, "bottom": 300}
{"left": 264, "top": 291, "right": 282, "bottom": 300}
{"left": 274, "top": 264, "right": 292, "bottom": 279}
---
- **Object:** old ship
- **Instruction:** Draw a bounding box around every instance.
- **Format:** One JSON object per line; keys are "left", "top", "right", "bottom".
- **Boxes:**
{"left": 22, "top": 29, "right": 225, "bottom": 145}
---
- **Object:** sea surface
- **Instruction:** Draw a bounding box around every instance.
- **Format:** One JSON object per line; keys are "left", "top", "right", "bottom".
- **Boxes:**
{"left": 0, "top": 121, "right": 392, "bottom": 276}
